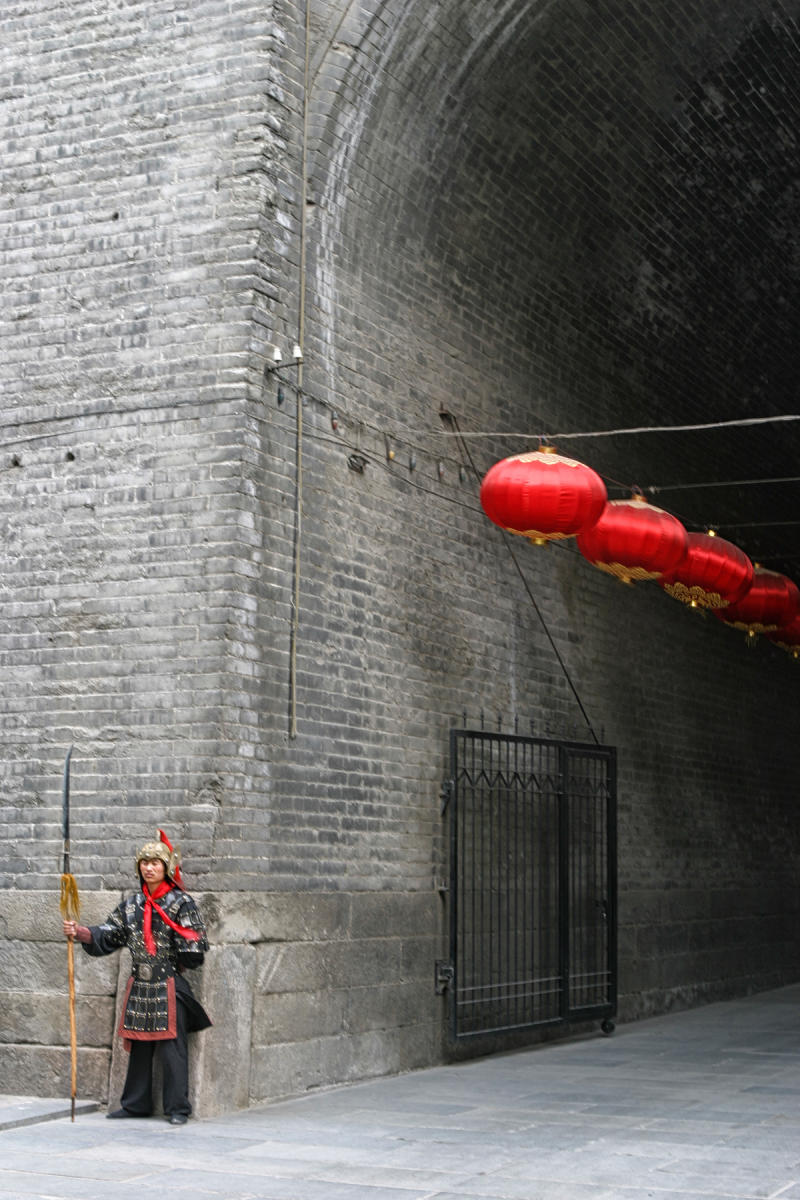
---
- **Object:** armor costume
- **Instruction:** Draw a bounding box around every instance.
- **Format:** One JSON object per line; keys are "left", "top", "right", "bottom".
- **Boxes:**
{"left": 81, "top": 831, "right": 211, "bottom": 1121}
{"left": 85, "top": 886, "right": 210, "bottom": 1042}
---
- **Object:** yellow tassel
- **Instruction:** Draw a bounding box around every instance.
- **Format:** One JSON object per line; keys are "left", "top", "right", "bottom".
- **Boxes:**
{"left": 60, "top": 874, "right": 81, "bottom": 921}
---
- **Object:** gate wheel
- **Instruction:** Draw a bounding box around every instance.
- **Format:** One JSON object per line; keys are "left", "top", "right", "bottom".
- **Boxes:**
{"left": 601, "top": 1018, "right": 615, "bottom": 1036}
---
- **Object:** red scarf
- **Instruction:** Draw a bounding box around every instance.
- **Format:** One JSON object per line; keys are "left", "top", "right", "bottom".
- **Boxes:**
{"left": 142, "top": 880, "right": 202, "bottom": 956}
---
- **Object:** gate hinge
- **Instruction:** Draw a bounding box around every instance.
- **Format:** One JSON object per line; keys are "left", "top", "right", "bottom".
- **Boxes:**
{"left": 440, "top": 778, "right": 454, "bottom": 815}
{"left": 435, "top": 959, "right": 454, "bottom": 995}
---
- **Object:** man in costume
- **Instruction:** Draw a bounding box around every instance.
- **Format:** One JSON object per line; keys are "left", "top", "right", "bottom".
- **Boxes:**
{"left": 62, "top": 830, "right": 211, "bottom": 1125}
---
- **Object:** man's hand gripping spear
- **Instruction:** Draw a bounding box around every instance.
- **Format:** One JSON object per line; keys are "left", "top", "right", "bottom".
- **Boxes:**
{"left": 59, "top": 746, "right": 80, "bottom": 1121}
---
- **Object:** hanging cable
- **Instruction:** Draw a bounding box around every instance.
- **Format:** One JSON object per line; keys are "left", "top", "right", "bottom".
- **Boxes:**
{"left": 647, "top": 474, "right": 800, "bottom": 495}
{"left": 287, "top": 0, "right": 312, "bottom": 740}
{"left": 426, "top": 413, "right": 800, "bottom": 441}
{"left": 714, "top": 518, "right": 800, "bottom": 530}
{"left": 442, "top": 412, "right": 599, "bottom": 744}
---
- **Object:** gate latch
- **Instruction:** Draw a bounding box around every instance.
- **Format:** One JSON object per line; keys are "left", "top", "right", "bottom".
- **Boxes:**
{"left": 435, "top": 959, "right": 454, "bottom": 995}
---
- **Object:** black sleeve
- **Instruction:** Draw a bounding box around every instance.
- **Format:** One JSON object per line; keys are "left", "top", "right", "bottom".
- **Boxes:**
{"left": 177, "top": 948, "right": 205, "bottom": 970}
{"left": 173, "top": 893, "right": 209, "bottom": 971}
{"left": 81, "top": 903, "right": 128, "bottom": 957}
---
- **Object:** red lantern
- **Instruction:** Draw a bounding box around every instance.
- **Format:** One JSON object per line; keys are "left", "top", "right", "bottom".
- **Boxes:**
{"left": 576, "top": 494, "right": 688, "bottom": 584}
{"left": 715, "top": 567, "right": 800, "bottom": 635}
{"left": 480, "top": 447, "right": 607, "bottom": 545}
{"left": 659, "top": 532, "right": 754, "bottom": 610}
{"left": 766, "top": 613, "right": 800, "bottom": 657}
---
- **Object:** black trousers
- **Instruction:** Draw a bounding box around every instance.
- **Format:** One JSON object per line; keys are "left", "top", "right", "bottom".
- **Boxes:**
{"left": 120, "top": 996, "right": 191, "bottom": 1117}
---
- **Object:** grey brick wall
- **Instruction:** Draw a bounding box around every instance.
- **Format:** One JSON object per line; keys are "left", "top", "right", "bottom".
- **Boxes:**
{"left": 1, "top": 0, "right": 290, "bottom": 888}
{"left": 2, "top": 0, "right": 800, "bottom": 1112}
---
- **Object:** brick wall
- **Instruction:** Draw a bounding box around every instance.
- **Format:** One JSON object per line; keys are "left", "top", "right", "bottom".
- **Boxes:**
{"left": 2, "top": 0, "right": 799, "bottom": 1112}
{"left": 1, "top": 0, "right": 289, "bottom": 887}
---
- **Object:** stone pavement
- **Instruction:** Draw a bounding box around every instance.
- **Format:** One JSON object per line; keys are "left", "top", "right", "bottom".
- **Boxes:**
{"left": 1, "top": 984, "right": 799, "bottom": 1200}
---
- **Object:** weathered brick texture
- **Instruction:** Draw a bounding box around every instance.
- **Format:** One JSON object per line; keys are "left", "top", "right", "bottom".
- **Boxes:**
{"left": 2, "top": 0, "right": 800, "bottom": 1111}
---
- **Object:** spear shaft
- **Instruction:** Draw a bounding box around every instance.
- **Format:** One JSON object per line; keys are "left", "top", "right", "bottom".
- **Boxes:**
{"left": 59, "top": 746, "right": 79, "bottom": 1122}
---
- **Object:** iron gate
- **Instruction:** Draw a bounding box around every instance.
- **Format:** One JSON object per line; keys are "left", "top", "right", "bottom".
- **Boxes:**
{"left": 444, "top": 729, "right": 617, "bottom": 1039}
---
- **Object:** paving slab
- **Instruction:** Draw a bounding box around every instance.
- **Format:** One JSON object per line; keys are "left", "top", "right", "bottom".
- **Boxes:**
{"left": 0, "top": 1095, "right": 99, "bottom": 1131}
{"left": 0, "top": 985, "right": 799, "bottom": 1200}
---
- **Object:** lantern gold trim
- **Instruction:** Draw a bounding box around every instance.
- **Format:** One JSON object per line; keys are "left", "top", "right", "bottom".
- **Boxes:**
{"left": 661, "top": 581, "right": 727, "bottom": 609}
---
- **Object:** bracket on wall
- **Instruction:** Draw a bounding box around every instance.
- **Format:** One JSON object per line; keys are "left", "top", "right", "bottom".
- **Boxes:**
{"left": 434, "top": 959, "right": 454, "bottom": 996}
{"left": 440, "top": 778, "right": 453, "bottom": 815}
{"left": 265, "top": 344, "right": 303, "bottom": 373}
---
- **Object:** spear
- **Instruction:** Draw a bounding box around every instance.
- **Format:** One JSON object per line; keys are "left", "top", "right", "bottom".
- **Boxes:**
{"left": 58, "top": 746, "right": 79, "bottom": 1122}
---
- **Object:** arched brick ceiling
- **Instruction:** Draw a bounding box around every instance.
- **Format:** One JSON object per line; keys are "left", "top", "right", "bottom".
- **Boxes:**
{"left": 310, "top": 0, "right": 800, "bottom": 581}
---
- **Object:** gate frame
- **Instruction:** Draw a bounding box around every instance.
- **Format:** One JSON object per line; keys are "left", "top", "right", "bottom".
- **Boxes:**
{"left": 445, "top": 728, "right": 618, "bottom": 1041}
